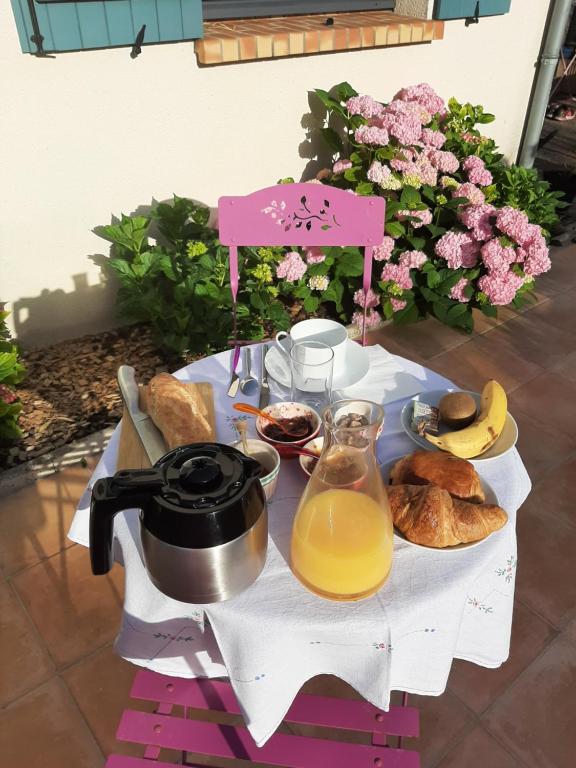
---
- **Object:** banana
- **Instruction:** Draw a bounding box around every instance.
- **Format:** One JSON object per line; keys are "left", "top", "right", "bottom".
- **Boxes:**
{"left": 425, "top": 380, "right": 507, "bottom": 459}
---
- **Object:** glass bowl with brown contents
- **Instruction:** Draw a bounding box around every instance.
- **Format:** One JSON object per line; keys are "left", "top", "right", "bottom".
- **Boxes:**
{"left": 255, "top": 402, "right": 321, "bottom": 455}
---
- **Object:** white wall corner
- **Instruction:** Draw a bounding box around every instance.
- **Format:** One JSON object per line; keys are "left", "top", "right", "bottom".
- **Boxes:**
{"left": 394, "top": 0, "right": 431, "bottom": 19}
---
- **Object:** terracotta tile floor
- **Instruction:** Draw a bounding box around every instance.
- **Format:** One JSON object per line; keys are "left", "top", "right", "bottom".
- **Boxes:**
{"left": 1, "top": 244, "right": 575, "bottom": 767}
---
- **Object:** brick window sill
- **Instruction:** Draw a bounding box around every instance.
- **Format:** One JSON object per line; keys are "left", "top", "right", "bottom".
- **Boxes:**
{"left": 195, "top": 11, "right": 444, "bottom": 65}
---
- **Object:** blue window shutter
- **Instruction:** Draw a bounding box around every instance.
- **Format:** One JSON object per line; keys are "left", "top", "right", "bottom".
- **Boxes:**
{"left": 9, "top": 0, "right": 204, "bottom": 54}
{"left": 433, "top": 0, "right": 511, "bottom": 20}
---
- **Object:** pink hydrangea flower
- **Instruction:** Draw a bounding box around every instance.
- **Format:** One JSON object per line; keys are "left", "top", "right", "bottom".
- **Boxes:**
{"left": 390, "top": 149, "right": 417, "bottom": 172}
{"left": 353, "top": 287, "right": 379, "bottom": 308}
{"left": 449, "top": 278, "right": 470, "bottom": 303}
{"left": 373, "top": 236, "right": 395, "bottom": 261}
{"left": 478, "top": 271, "right": 524, "bottom": 305}
{"left": 399, "top": 250, "right": 428, "bottom": 269}
{"left": 367, "top": 161, "right": 401, "bottom": 190}
{"left": 354, "top": 124, "right": 390, "bottom": 146}
{"left": 396, "top": 209, "right": 433, "bottom": 229}
{"left": 426, "top": 150, "right": 460, "bottom": 174}
{"left": 346, "top": 95, "right": 384, "bottom": 119}
{"left": 332, "top": 159, "right": 352, "bottom": 174}
{"left": 458, "top": 203, "right": 497, "bottom": 241}
{"left": 462, "top": 132, "right": 481, "bottom": 143}
{"left": 495, "top": 207, "right": 532, "bottom": 245}
{"left": 380, "top": 100, "right": 423, "bottom": 144}
{"left": 480, "top": 238, "right": 516, "bottom": 273}
{"left": 394, "top": 83, "right": 446, "bottom": 117}
{"left": 523, "top": 237, "right": 552, "bottom": 276}
{"left": 380, "top": 263, "right": 413, "bottom": 290}
{"left": 454, "top": 183, "right": 485, "bottom": 206}
{"left": 352, "top": 308, "right": 382, "bottom": 328}
{"left": 463, "top": 156, "right": 493, "bottom": 186}
{"left": 435, "top": 230, "right": 480, "bottom": 268}
{"left": 421, "top": 128, "right": 446, "bottom": 149}
{"left": 304, "top": 247, "right": 325, "bottom": 264}
{"left": 276, "top": 251, "right": 307, "bottom": 282}
{"left": 402, "top": 156, "right": 439, "bottom": 188}
{"left": 391, "top": 299, "right": 408, "bottom": 312}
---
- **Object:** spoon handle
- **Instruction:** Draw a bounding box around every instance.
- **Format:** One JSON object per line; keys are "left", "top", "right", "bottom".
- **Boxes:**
{"left": 233, "top": 402, "right": 277, "bottom": 424}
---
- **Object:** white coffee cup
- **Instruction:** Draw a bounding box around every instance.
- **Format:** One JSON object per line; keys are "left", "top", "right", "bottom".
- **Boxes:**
{"left": 275, "top": 319, "right": 348, "bottom": 373}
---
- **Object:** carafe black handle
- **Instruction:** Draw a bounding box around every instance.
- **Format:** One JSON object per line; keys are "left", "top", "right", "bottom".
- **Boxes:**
{"left": 89, "top": 469, "right": 164, "bottom": 576}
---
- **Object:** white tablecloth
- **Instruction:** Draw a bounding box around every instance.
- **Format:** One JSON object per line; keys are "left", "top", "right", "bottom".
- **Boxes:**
{"left": 68, "top": 344, "right": 531, "bottom": 747}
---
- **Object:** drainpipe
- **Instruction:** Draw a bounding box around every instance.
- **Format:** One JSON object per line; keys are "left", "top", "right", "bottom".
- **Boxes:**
{"left": 518, "top": 0, "right": 574, "bottom": 168}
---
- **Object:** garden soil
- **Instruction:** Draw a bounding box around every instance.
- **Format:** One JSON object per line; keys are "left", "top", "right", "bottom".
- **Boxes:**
{"left": 0, "top": 324, "right": 183, "bottom": 471}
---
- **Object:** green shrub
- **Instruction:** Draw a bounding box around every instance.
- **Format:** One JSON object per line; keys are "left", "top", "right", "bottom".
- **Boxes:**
{"left": 0, "top": 310, "right": 25, "bottom": 442}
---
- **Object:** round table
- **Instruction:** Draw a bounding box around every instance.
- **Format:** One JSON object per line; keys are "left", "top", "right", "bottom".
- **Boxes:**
{"left": 69, "top": 342, "right": 531, "bottom": 747}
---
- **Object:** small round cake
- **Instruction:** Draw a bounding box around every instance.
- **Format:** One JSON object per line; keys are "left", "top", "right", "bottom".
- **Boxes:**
{"left": 439, "top": 392, "right": 477, "bottom": 430}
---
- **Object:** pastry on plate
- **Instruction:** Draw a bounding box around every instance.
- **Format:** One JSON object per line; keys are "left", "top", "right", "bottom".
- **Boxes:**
{"left": 388, "top": 484, "right": 507, "bottom": 548}
{"left": 389, "top": 450, "right": 485, "bottom": 503}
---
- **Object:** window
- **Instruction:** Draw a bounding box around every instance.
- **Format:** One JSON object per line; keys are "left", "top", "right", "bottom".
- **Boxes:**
{"left": 203, "top": 1, "right": 395, "bottom": 20}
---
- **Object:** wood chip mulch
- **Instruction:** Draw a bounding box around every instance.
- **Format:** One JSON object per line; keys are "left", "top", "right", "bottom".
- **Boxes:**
{"left": 0, "top": 324, "right": 186, "bottom": 471}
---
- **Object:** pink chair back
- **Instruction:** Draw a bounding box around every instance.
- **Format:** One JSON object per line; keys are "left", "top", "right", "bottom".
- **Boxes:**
{"left": 218, "top": 183, "right": 385, "bottom": 345}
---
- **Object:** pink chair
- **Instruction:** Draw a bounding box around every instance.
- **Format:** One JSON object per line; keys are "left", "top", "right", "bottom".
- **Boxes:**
{"left": 217, "top": 183, "right": 386, "bottom": 346}
{"left": 106, "top": 669, "right": 419, "bottom": 766}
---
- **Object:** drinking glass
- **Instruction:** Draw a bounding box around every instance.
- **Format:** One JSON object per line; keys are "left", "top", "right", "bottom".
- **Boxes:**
{"left": 289, "top": 341, "right": 334, "bottom": 411}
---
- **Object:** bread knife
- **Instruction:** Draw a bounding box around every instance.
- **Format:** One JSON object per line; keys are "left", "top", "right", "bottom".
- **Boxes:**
{"left": 227, "top": 346, "right": 241, "bottom": 398}
{"left": 117, "top": 365, "right": 166, "bottom": 466}
{"left": 258, "top": 344, "right": 270, "bottom": 410}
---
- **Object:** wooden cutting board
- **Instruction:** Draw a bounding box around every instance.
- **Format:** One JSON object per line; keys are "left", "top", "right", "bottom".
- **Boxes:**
{"left": 116, "top": 382, "right": 216, "bottom": 470}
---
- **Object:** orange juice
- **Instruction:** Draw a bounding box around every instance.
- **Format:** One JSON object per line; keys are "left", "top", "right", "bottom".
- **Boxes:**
{"left": 291, "top": 488, "right": 393, "bottom": 601}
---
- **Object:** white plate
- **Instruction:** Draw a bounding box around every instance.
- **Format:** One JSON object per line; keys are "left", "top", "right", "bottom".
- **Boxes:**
{"left": 400, "top": 389, "right": 518, "bottom": 462}
{"left": 265, "top": 337, "right": 370, "bottom": 390}
{"left": 381, "top": 456, "right": 506, "bottom": 552}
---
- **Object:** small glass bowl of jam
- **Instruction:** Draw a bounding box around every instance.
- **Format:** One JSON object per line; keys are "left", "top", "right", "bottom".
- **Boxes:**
{"left": 255, "top": 402, "right": 321, "bottom": 454}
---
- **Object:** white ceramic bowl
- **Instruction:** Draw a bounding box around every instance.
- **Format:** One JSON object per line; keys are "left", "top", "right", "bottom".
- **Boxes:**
{"left": 400, "top": 389, "right": 518, "bottom": 462}
{"left": 381, "top": 456, "right": 507, "bottom": 552}
{"left": 230, "top": 439, "right": 280, "bottom": 502}
{"left": 255, "top": 401, "right": 321, "bottom": 454}
{"left": 298, "top": 436, "right": 324, "bottom": 477}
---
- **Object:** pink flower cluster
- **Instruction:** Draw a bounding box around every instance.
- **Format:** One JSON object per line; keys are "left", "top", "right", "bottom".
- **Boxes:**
{"left": 352, "top": 308, "right": 382, "bottom": 328}
{"left": 493, "top": 207, "right": 551, "bottom": 276}
{"left": 449, "top": 278, "right": 469, "bottom": 303}
{"left": 463, "top": 156, "right": 493, "bottom": 186}
{"left": 354, "top": 124, "right": 390, "bottom": 146}
{"left": 373, "top": 236, "right": 395, "bottom": 261}
{"left": 353, "top": 287, "right": 379, "bottom": 308}
{"left": 380, "top": 100, "right": 425, "bottom": 145}
{"left": 458, "top": 203, "right": 496, "bottom": 241}
{"left": 478, "top": 272, "right": 524, "bottom": 306}
{"left": 332, "top": 159, "right": 352, "bottom": 174}
{"left": 399, "top": 250, "right": 428, "bottom": 269}
{"left": 394, "top": 83, "right": 446, "bottom": 117}
{"left": 454, "top": 182, "right": 485, "bottom": 206}
{"left": 435, "top": 231, "right": 480, "bottom": 268}
{"left": 380, "top": 263, "right": 413, "bottom": 290}
{"left": 480, "top": 239, "right": 516, "bottom": 273}
{"left": 305, "top": 247, "right": 325, "bottom": 264}
{"left": 367, "top": 161, "right": 401, "bottom": 190}
{"left": 421, "top": 128, "right": 446, "bottom": 149}
{"left": 396, "top": 209, "right": 433, "bottom": 229}
{"left": 276, "top": 251, "right": 307, "bottom": 282}
{"left": 426, "top": 149, "right": 460, "bottom": 174}
{"left": 346, "top": 95, "right": 384, "bottom": 119}
{"left": 495, "top": 207, "right": 533, "bottom": 246}
{"left": 391, "top": 299, "right": 408, "bottom": 312}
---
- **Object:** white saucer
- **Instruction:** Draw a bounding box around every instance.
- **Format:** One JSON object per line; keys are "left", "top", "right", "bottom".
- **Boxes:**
{"left": 265, "top": 338, "right": 370, "bottom": 390}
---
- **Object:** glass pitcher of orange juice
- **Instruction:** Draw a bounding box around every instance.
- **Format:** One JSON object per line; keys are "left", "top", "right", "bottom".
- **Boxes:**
{"left": 291, "top": 400, "right": 393, "bottom": 601}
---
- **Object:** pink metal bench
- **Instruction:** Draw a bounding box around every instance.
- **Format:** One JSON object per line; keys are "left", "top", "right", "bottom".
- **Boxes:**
{"left": 106, "top": 670, "right": 420, "bottom": 767}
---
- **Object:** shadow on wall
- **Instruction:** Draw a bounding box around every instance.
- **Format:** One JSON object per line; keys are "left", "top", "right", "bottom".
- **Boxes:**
{"left": 298, "top": 90, "right": 335, "bottom": 182}
{"left": 11, "top": 273, "right": 120, "bottom": 350}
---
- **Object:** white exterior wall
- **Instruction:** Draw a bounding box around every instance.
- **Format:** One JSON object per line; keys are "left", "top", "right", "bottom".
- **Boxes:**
{"left": 0, "top": 0, "right": 550, "bottom": 346}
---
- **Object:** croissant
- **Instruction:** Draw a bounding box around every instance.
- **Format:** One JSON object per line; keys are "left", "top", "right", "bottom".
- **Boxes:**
{"left": 388, "top": 484, "right": 507, "bottom": 548}
{"left": 390, "top": 451, "right": 485, "bottom": 503}
{"left": 143, "top": 373, "right": 213, "bottom": 450}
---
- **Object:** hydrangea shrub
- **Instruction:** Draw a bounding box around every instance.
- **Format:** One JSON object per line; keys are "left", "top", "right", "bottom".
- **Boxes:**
{"left": 305, "top": 81, "right": 565, "bottom": 332}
